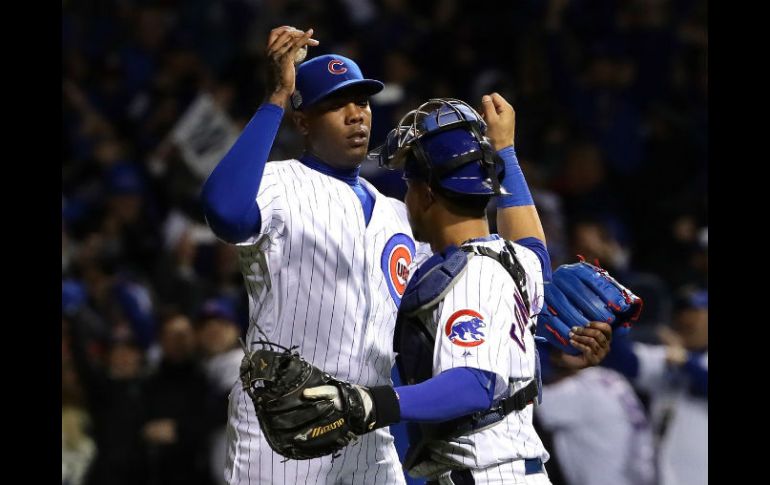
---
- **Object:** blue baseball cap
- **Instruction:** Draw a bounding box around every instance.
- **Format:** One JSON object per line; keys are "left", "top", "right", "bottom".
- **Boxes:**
{"left": 291, "top": 54, "right": 384, "bottom": 110}
{"left": 198, "top": 297, "right": 238, "bottom": 324}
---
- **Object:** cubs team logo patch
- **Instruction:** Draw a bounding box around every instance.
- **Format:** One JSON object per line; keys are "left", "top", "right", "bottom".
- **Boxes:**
{"left": 381, "top": 233, "right": 415, "bottom": 305}
{"left": 445, "top": 309, "right": 486, "bottom": 347}
{"left": 328, "top": 59, "right": 347, "bottom": 74}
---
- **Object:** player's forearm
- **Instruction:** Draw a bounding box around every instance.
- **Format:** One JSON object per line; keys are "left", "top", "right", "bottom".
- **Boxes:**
{"left": 495, "top": 146, "right": 546, "bottom": 244}
{"left": 200, "top": 103, "right": 284, "bottom": 243}
{"left": 390, "top": 367, "right": 495, "bottom": 423}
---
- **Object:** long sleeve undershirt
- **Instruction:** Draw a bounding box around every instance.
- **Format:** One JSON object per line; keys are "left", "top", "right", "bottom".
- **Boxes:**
{"left": 395, "top": 367, "right": 496, "bottom": 422}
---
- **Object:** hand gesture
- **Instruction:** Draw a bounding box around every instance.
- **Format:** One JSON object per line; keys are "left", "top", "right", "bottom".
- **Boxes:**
{"left": 265, "top": 26, "right": 319, "bottom": 108}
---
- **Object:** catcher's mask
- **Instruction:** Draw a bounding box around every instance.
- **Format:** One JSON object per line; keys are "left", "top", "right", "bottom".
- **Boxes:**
{"left": 367, "top": 98, "right": 506, "bottom": 197}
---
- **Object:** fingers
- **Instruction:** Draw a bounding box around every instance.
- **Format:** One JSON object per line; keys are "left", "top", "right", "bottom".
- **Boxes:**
{"left": 480, "top": 95, "right": 499, "bottom": 122}
{"left": 570, "top": 326, "right": 607, "bottom": 347}
{"left": 302, "top": 385, "right": 339, "bottom": 401}
{"left": 268, "top": 25, "right": 294, "bottom": 48}
{"left": 268, "top": 29, "right": 304, "bottom": 57}
{"left": 489, "top": 92, "right": 512, "bottom": 115}
{"left": 268, "top": 27, "right": 319, "bottom": 57}
{"left": 585, "top": 322, "right": 613, "bottom": 344}
{"left": 569, "top": 339, "right": 600, "bottom": 365}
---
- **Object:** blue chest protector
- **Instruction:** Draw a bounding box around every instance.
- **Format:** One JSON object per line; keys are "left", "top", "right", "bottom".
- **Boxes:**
{"left": 393, "top": 240, "right": 543, "bottom": 469}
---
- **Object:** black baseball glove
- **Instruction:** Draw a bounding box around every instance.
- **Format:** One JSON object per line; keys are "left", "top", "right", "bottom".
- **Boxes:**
{"left": 239, "top": 340, "right": 399, "bottom": 460}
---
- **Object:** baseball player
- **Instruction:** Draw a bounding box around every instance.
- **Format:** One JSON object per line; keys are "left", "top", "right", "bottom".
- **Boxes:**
{"left": 283, "top": 97, "right": 614, "bottom": 485}
{"left": 601, "top": 288, "right": 708, "bottom": 485}
{"left": 535, "top": 342, "right": 656, "bottom": 485}
{"left": 201, "top": 26, "right": 593, "bottom": 485}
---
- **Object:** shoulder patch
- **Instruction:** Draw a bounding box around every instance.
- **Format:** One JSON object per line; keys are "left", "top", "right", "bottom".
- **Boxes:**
{"left": 445, "top": 309, "right": 486, "bottom": 347}
{"left": 381, "top": 233, "right": 415, "bottom": 305}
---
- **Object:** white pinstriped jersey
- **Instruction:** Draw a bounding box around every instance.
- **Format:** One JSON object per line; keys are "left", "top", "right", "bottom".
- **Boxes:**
{"left": 408, "top": 237, "right": 550, "bottom": 479}
{"left": 224, "top": 159, "right": 431, "bottom": 485}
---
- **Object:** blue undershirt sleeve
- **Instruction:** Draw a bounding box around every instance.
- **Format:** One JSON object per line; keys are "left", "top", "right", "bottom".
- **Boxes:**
{"left": 395, "top": 367, "right": 496, "bottom": 423}
{"left": 497, "top": 146, "right": 534, "bottom": 208}
{"left": 200, "top": 103, "right": 284, "bottom": 243}
{"left": 514, "top": 236, "right": 553, "bottom": 282}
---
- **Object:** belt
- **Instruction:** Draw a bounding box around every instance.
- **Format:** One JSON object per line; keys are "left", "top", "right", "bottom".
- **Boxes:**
{"left": 427, "top": 458, "right": 546, "bottom": 484}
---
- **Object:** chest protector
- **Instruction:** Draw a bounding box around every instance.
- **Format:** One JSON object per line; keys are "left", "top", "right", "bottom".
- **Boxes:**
{"left": 394, "top": 240, "right": 543, "bottom": 470}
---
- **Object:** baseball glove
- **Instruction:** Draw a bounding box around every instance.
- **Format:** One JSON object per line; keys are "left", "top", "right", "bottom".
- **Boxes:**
{"left": 239, "top": 340, "right": 374, "bottom": 460}
{"left": 537, "top": 257, "right": 642, "bottom": 355}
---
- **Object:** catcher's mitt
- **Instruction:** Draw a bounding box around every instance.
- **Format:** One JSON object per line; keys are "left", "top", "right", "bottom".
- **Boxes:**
{"left": 537, "top": 258, "right": 642, "bottom": 355}
{"left": 239, "top": 340, "right": 372, "bottom": 460}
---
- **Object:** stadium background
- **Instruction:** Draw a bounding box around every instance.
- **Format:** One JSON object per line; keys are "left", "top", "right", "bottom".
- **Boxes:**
{"left": 61, "top": 1, "right": 707, "bottom": 484}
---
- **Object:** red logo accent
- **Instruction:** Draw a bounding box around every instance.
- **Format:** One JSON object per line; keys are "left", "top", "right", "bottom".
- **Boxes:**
{"left": 388, "top": 245, "right": 412, "bottom": 297}
{"left": 328, "top": 60, "right": 347, "bottom": 74}
{"left": 444, "top": 309, "right": 486, "bottom": 347}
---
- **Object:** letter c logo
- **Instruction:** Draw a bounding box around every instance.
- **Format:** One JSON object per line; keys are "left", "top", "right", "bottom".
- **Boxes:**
{"left": 328, "top": 60, "right": 347, "bottom": 74}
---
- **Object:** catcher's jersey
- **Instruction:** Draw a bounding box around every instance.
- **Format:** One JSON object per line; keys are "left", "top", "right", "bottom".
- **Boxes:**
{"left": 226, "top": 159, "right": 430, "bottom": 485}
{"left": 409, "top": 236, "right": 550, "bottom": 478}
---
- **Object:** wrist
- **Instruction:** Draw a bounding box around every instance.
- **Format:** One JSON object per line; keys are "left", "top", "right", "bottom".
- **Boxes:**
{"left": 494, "top": 141, "right": 514, "bottom": 152}
{"left": 366, "top": 386, "right": 401, "bottom": 430}
{"left": 266, "top": 90, "right": 292, "bottom": 109}
{"left": 497, "top": 146, "right": 535, "bottom": 207}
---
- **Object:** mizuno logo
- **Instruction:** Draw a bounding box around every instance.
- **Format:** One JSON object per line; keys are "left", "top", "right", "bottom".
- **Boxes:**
{"left": 298, "top": 418, "right": 346, "bottom": 441}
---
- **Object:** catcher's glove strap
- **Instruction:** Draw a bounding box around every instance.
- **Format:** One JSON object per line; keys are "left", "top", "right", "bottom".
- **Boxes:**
{"left": 368, "top": 386, "right": 401, "bottom": 430}
{"left": 435, "top": 379, "right": 539, "bottom": 438}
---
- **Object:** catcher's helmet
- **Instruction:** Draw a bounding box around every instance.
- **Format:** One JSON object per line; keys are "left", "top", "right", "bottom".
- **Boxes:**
{"left": 368, "top": 98, "right": 506, "bottom": 197}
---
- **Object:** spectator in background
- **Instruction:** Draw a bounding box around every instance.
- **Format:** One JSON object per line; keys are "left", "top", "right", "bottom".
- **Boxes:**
{"left": 142, "top": 311, "right": 213, "bottom": 485}
{"left": 568, "top": 218, "right": 672, "bottom": 333}
{"left": 601, "top": 287, "right": 708, "bottom": 485}
{"left": 535, "top": 342, "right": 656, "bottom": 485}
{"left": 154, "top": 210, "right": 216, "bottom": 316}
{"left": 195, "top": 298, "right": 245, "bottom": 485}
{"left": 63, "top": 296, "right": 149, "bottom": 485}
{"left": 100, "top": 161, "right": 162, "bottom": 279}
{"left": 62, "top": 406, "right": 97, "bottom": 485}
{"left": 569, "top": 218, "right": 630, "bottom": 278}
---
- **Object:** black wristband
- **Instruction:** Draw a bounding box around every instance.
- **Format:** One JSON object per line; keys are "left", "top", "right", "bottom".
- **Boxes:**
{"left": 367, "top": 385, "right": 401, "bottom": 429}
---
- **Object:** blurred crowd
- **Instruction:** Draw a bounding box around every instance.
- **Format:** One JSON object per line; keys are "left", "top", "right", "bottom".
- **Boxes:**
{"left": 62, "top": 1, "right": 707, "bottom": 484}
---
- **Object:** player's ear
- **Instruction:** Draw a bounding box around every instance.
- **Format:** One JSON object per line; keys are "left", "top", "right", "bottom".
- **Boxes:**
{"left": 292, "top": 111, "right": 309, "bottom": 136}
{"left": 422, "top": 183, "right": 437, "bottom": 211}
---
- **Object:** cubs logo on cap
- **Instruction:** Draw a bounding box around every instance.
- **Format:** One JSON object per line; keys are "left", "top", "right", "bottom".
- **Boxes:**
{"left": 292, "top": 54, "right": 384, "bottom": 110}
{"left": 381, "top": 233, "right": 415, "bottom": 305}
{"left": 327, "top": 60, "right": 348, "bottom": 74}
{"left": 445, "top": 309, "right": 487, "bottom": 347}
